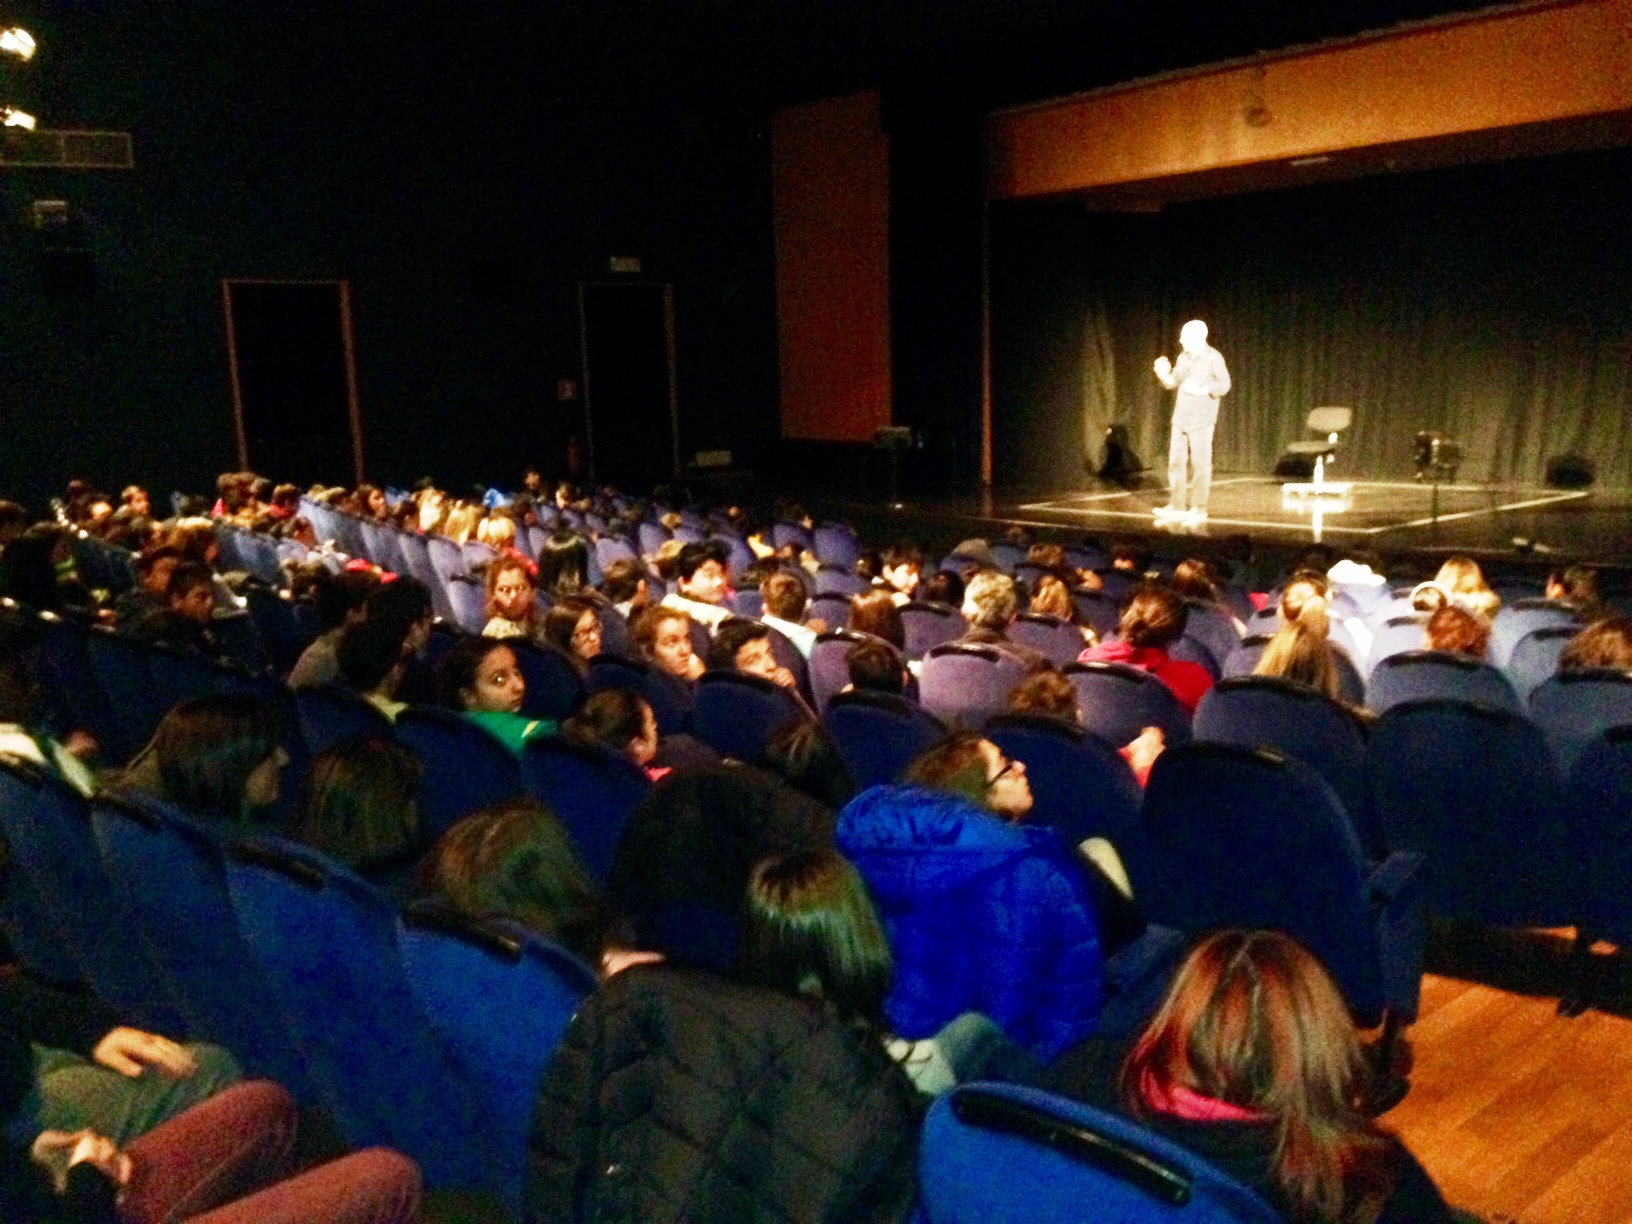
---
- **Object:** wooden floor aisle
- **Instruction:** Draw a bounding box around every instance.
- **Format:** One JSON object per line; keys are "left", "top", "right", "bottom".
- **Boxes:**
{"left": 1385, "top": 975, "right": 1632, "bottom": 1223}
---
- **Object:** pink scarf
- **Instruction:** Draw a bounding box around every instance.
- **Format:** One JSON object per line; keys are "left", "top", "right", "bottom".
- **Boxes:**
{"left": 1140, "top": 1069, "right": 1269, "bottom": 1124}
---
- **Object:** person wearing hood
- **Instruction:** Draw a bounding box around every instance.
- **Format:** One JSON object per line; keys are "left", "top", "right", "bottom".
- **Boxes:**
{"left": 1078, "top": 583, "right": 1213, "bottom": 714}
{"left": 834, "top": 757, "right": 1105, "bottom": 1061}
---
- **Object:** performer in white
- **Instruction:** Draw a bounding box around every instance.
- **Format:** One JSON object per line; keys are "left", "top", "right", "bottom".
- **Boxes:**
{"left": 1153, "top": 319, "right": 1230, "bottom": 522}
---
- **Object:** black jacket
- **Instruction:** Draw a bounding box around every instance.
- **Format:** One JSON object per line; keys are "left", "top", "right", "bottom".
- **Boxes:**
{"left": 527, "top": 965, "right": 923, "bottom": 1224}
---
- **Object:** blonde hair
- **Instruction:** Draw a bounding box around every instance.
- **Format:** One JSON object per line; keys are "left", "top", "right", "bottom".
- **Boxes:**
{"left": 1434, "top": 557, "right": 1500, "bottom": 620}
{"left": 1255, "top": 593, "right": 1340, "bottom": 701}
{"left": 478, "top": 515, "right": 517, "bottom": 550}
{"left": 1123, "top": 930, "right": 1399, "bottom": 1222}
{"left": 1028, "top": 574, "right": 1074, "bottom": 621}
{"left": 442, "top": 503, "right": 482, "bottom": 545}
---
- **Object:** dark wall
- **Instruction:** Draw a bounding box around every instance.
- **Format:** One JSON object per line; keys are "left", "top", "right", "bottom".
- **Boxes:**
{"left": 0, "top": 3, "right": 779, "bottom": 509}
{"left": 990, "top": 148, "right": 1632, "bottom": 493}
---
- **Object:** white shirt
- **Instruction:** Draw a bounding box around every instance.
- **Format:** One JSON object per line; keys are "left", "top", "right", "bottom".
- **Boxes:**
{"left": 762, "top": 613, "right": 818, "bottom": 659}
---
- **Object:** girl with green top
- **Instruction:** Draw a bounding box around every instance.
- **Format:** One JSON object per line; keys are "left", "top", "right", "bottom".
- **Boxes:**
{"left": 436, "top": 635, "right": 556, "bottom": 754}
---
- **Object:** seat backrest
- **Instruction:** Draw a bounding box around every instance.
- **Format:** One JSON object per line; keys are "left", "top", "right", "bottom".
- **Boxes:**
{"left": 806, "top": 591, "right": 853, "bottom": 631}
{"left": 771, "top": 521, "right": 814, "bottom": 551}
{"left": 691, "top": 670, "right": 813, "bottom": 761}
{"left": 1183, "top": 603, "right": 1244, "bottom": 673}
{"left": 1567, "top": 727, "right": 1632, "bottom": 947}
{"left": 918, "top": 1083, "right": 1280, "bottom": 1224}
{"left": 90, "top": 795, "right": 314, "bottom": 1095}
{"left": 921, "top": 643, "right": 1030, "bottom": 730}
{"left": 425, "top": 533, "right": 468, "bottom": 583}
{"left": 1064, "top": 661, "right": 1192, "bottom": 747}
{"left": 585, "top": 655, "right": 692, "bottom": 734}
{"left": 519, "top": 736, "right": 651, "bottom": 880}
{"left": 0, "top": 760, "right": 185, "bottom": 1031}
{"left": 900, "top": 601, "right": 962, "bottom": 661}
{"left": 728, "top": 589, "right": 765, "bottom": 619}
{"left": 295, "top": 684, "right": 394, "bottom": 754}
{"left": 1169, "top": 633, "right": 1221, "bottom": 681}
{"left": 984, "top": 713, "right": 1148, "bottom": 886}
{"left": 1222, "top": 633, "right": 1271, "bottom": 678}
{"left": 1143, "top": 742, "right": 1387, "bottom": 1022}
{"left": 815, "top": 565, "right": 871, "bottom": 596}
{"left": 224, "top": 837, "right": 497, "bottom": 1189}
{"left": 1307, "top": 405, "right": 1352, "bottom": 435}
{"left": 810, "top": 629, "right": 890, "bottom": 712}
{"left": 812, "top": 524, "right": 861, "bottom": 568}
{"left": 1367, "top": 614, "right": 1430, "bottom": 674}
{"left": 1367, "top": 650, "right": 1520, "bottom": 715}
{"left": 398, "top": 906, "right": 596, "bottom": 1216}
{"left": 86, "top": 626, "right": 163, "bottom": 761}
{"left": 1504, "top": 625, "right": 1577, "bottom": 702}
{"left": 508, "top": 640, "right": 587, "bottom": 720}
{"left": 1193, "top": 676, "right": 1376, "bottom": 853}
{"left": 1069, "top": 588, "right": 1121, "bottom": 640}
{"left": 988, "top": 542, "right": 1024, "bottom": 575}
{"left": 1490, "top": 598, "right": 1580, "bottom": 667}
{"left": 1369, "top": 699, "right": 1569, "bottom": 926}
{"left": 1528, "top": 667, "right": 1632, "bottom": 776}
{"left": 444, "top": 576, "right": 489, "bottom": 635}
{"left": 1008, "top": 614, "right": 1088, "bottom": 669}
{"left": 392, "top": 707, "right": 528, "bottom": 839}
{"left": 823, "top": 691, "right": 947, "bottom": 789}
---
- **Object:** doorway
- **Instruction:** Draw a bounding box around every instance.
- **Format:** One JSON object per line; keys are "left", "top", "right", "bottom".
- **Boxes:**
{"left": 223, "top": 279, "right": 363, "bottom": 486}
{"left": 579, "top": 282, "right": 678, "bottom": 492}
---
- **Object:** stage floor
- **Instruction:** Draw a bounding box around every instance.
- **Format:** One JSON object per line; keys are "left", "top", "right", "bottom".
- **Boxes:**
{"left": 1013, "top": 476, "right": 1593, "bottom": 544}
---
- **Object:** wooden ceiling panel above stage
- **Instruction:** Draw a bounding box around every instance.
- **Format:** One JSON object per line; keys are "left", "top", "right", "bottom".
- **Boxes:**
{"left": 984, "top": 0, "right": 1632, "bottom": 207}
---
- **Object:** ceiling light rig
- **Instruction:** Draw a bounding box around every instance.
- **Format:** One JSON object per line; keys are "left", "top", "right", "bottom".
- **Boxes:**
{"left": 1, "top": 22, "right": 38, "bottom": 133}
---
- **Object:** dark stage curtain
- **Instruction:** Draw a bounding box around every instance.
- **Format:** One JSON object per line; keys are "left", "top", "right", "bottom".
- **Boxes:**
{"left": 990, "top": 148, "right": 1632, "bottom": 493}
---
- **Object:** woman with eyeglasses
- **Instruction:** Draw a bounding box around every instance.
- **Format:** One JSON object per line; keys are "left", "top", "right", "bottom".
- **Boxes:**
{"left": 541, "top": 597, "right": 603, "bottom": 678}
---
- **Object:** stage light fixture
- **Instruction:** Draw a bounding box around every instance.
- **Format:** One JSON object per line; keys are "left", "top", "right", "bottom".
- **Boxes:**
{"left": 2, "top": 106, "right": 36, "bottom": 130}
{"left": 0, "top": 26, "right": 35, "bottom": 60}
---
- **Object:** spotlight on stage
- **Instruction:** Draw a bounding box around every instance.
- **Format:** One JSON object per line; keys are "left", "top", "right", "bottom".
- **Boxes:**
{"left": 1, "top": 106, "right": 35, "bottom": 130}
{"left": 0, "top": 27, "right": 35, "bottom": 60}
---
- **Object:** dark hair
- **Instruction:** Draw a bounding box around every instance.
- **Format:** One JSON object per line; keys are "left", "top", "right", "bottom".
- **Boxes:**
{"left": 675, "top": 539, "right": 729, "bottom": 583}
{"left": 758, "top": 721, "right": 855, "bottom": 809}
{"left": 918, "top": 570, "right": 964, "bottom": 607}
{"left": 1560, "top": 617, "right": 1632, "bottom": 673}
{"left": 848, "top": 589, "right": 905, "bottom": 651}
{"left": 166, "top": 560, "right": 214, "bottom": 601}
{"left": 436, "top": 635, "right": 515, "bottom": 709}
{"left": 537, "top": 532, "right": 591, "bottom": 599}
{"left": 881, "top": 543, "right": 924, "bottom": 572}
{"left": 901, "top": 733, "right": 991, "bottom": 806}
{"left": 1008, "top": 669, "right": 1080, "bottom": 722}
{"left": 710, "top": 617, "right": 771, "bottom": 671}
{"left": 425, "top": 799, "right": 615, "bottom": 966}
{"left": 134, "top": 545, "right": 180, "bottom": 577}
{"left": 291, "top": 735, "right": 422, "bottom": 871}
{"left": 151, "top": 694, "right": 283, "bottom": 818}
{"left": 738, "top": 848, "right": 893, "bottom": 1029}
{"left": 314, "top": 568, "right": 381, "bottom": 629}
{"left": 845, "top": 639, "right": 905, "bottom": 695}
{"left": 761, "top": 570, "right": 808, "bottom": 622}
{"left": 599, "top": 557, "right": 646, "bottom": 604}
{"left": 365, "top": 575, "right": 432, "bottom": 638}
{"left": 338, "top": 615, "right": 409, "bottom": 693}
{"left": 542, "top": 597, "right": 599, "bottom": 661}
{"left": 1171, "top": 558, "right": 1222, "bottom": 604}
{"left": 1119, "top": 584, "right": 1189, "bottom": 651}
{"left": 563, "top": 689, "right": 652, "bottom": 757}
{"left": 1548, "top": 565, "right": 1601, "bottom": 613}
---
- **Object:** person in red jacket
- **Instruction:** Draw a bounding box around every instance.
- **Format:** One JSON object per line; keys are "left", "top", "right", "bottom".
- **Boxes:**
{"left": 1078, "top": 583, "right": 1213, "bottom": 713}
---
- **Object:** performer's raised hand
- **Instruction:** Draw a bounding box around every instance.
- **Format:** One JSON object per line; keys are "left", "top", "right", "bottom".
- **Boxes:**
{"left": 1153, "top": 355, "right": 1173, "bottom": 383}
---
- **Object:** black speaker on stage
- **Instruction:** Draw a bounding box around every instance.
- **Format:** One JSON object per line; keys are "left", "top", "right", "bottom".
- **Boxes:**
{"left": 1098, "top": 424, "right": 1146, "bottom": 489}
{"left": 1545, "top": 455, "right": 1595, "bottom": 489}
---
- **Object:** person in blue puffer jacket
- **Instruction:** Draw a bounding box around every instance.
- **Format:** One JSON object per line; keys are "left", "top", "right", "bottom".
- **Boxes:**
{"left": 836, "top": 758, "right": 1104, "bottom": 1061}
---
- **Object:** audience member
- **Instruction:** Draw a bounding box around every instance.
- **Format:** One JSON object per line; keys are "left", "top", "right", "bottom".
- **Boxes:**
{"left": 918, "top": 569, "right": 964, "bottom": 608}
{"left": 661, "top": 540, "right": 732, "bottom": 627}
{"left": 0, "top": 613, "right": 97, "bottom": 793}
{"left": 1044, "top": 929, "right": 1458, "bottom": 1223}
{"left": 1434, "top": 556, "right": 1500, "bottom": 620}
{"left": 537, "top": 532, "right": 592, "bottom": 601}
{"left": 483, "top": 556, "right": 544, "bottom": 643}
{"left": 631, "top": 604, "right": 705, "bottom": 683}
{"left": 1006, "top": 670, "right": 1166, "bottom": 785}
{"left": 958, "top": 571, "right": 1051, "bottom": 671}
{"left": 760, "top": 570, "right": 817, "bottom": 657}
{"left": 709, "top": 617, "right": 802, "bottom": 696}
{"left": 1080, "top": 583, "right": 1213, "bottom": 712}
{"left": 436, "top": 636, "right": 555, "bottom": 752}
{"left": 598, "top": 558, "right": 648, "bottom": 619}
{"left": 561, "top": 689, "right": 663, "bottom": 780}
{"left": 757, "top": 719, "right": 855, "bottom": 810}
{"left": 845, "top": 638, "right": 909, "bottom": 697}
{"left": 1546, "top": 564, "right": 1602, "bottom": 618}
{"left": 287, "top": 569, "right": 379, "bottom": 689}
{"left": 290, "top": 735, "right": 423, "bottom": 901}
{"left": 111, "top": 546, "right": 180, "bottom": 625}
{"left": 1424, "top": 605, "right": 1491, "bottom": 658}
{"left": 1559, "top": 616, "right": 1632, "bottom": 673}
{"left": 337, "top": 615, "right": 413, "bottom": 722}
{"left": 878, "top": 543, "right": 924, "bottom": 605}
{"left": 118, "top": 694, "right": 288, "bottom": 827}
{"left": 127, "top": 561, "right": 219, "bottom": 654}
{"left": 541, "top": 596, "right": 602, "bottom": 675}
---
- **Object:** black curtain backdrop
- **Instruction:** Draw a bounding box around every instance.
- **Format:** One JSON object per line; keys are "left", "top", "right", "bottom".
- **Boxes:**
{"left": 989, "top": 148, "right": 1632, "bottom": 494}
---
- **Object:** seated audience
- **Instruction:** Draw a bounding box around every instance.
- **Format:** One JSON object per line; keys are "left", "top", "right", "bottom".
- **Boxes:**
{"left": 1407, "top": 580, "right": 1450, "bottom": 614}
{"left": 1080, "top": 583, "right": 1213, "bottom": 713}
{"left": 1559, "top": 616, "right": 1632, "bottom": 673}
{"left": 661, "top": 540, "right": 733, "bottom": 628}
{"left": 1007, "top": 669, "right": 1166, "bottom": 786}
{"left": 1424, "top": 605, "right": 1490, "bottom": 659}
{"left": 850, "top": 588, "right": 908, "bottom": 654}
{"left": 1434, "top": 555, "right": 1500, "bottom": 619}
{"left": 757, "top": 720, "right": 855, "bottom": 811}
{"left": 1027, "top": 572, "right": 1097, "bottom": 645}
{"left": 0, "top": 613, "right": 97, "bottom": 793}
{"left": 631, "top": 604, "right": 705, "bottom": 682}
{"left": 337, "top": 615, "right": 414, "bottom": 722}
{"left": 1546, "top": 564, "right": 1602, "bottom": 617}
{"left": 127, "top": 561, "right": 219, "bottom": 654}
{"left": 845, "top": 637, "right": 909, "bottom": 697}
{"left": 436, "top": 635, "right": 555, "bottom": 752}
{"left": 290, "top": 735, "right": 424, "bottom": 901}
{"left": 759, "top": 570, "right": 818, "bottom": 658}
{"left": 958, "top": 571, "right": 1052, "bottom": 672}
{"left": 1044, "top": 929, "right": 1458, "bottom": 1223}
{"left": 562, "top": 689, "right": 663, "bottom": 781}
{"left": 877, "top": 543, "right": 924, "bottom": 605}
{"left": 424, "top": 800, "right": 633, "bottom": 973}
{"left": 541, "top": 596, "right": 603, "bottom": 675}
{"left": 483, "top": 556, "right": 544, "bottom": 643}
{"left": 356, "top": 483, "right": 391, "bottom": 521}
{"left": 709, "top": 617, "right": 801, "bottom": 694}
{"left": 111, "top": 546, "right": 180, "bottom": 625}
{"left": 118, "top": 694, "right": 288, "bottom": 828}
{"left": 836, "top": 757, "right": 1104, "bottom": 1059}
{"left": 598, "top": 557, "right": 649, "bottom": 620}
{"left": 739, "top": 848, "right": 1036, "bottom": 1097}
{"left": 287, "top": 568, "right": 379, "bottom": 689}
{"left": 537, "top": 531, "right": 592, "bottom": 601}
{"left": 917, "top": 569, "right": 964, "bottom": 608}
